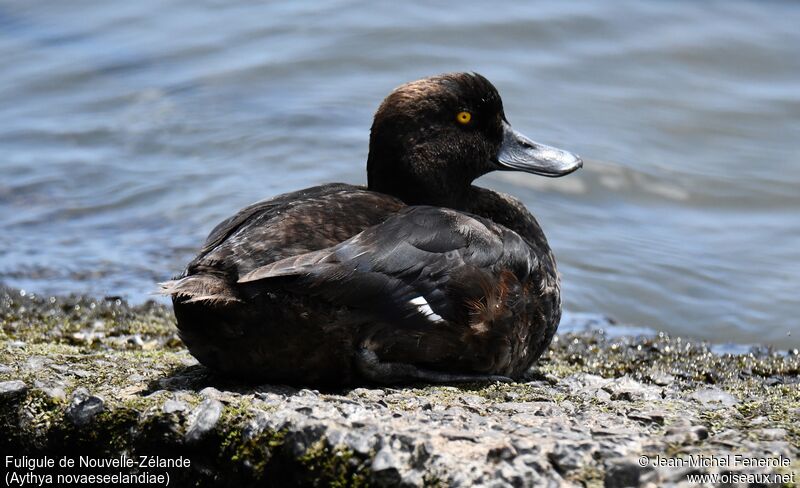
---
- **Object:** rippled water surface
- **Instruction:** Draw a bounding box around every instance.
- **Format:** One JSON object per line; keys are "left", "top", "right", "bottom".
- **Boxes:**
{"left": 1, "top": 1, "right": 798, "bottom": 346}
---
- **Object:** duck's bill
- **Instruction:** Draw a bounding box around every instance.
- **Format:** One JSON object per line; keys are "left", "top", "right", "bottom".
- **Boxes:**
{"left": 495, "top": 122, "right": 583, "bottom": 177}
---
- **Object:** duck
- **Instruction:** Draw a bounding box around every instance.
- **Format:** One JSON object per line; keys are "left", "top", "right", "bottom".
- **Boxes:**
{"left": 160, "top": 72, "right": 582, "bottom": 386}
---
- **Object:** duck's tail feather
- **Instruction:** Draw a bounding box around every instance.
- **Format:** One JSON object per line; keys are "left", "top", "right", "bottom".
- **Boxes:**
{"left": 158, "top": 274, "right": 242, "bottom": 305}
{"left": 238, "top": 248, "right": 332, "bottom": 283}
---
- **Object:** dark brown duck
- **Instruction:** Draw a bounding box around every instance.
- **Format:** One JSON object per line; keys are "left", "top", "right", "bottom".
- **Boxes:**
{"left": 161, "top": 73, "right": 582, "bottom": 386}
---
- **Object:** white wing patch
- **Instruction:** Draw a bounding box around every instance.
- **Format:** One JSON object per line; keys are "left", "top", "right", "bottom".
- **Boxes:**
{"left": 410, "top": 296, "right": 444, "bottom": 323}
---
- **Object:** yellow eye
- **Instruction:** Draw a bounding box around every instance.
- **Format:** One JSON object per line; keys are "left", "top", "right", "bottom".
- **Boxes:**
{"left": 456, "top": 111, "right": 472, "bottom": 125}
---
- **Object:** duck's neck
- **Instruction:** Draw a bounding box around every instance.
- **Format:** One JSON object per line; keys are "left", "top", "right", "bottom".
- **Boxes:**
{"left": 367, "top": 151, "right": 477, "bottom": 209}
{"left": 369, "top": 181, "right": 472, "bottom": 208}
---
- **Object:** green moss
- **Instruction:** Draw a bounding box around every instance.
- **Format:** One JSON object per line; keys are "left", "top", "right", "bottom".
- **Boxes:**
{"left": 565, "top": 464, "right": 604, "bottom": 488}
{"left": 217, "top": 402, "right": 263, "bottom": 467}
{"left": 228, "top": 428, "right": 286, "bottom": 478}
{"left": 1, "top": 388, "right": 62, "bottom": 450}
{"left": 298, "top": 440, "right": 368, "bottom": 488}
{"left": 421, "top": 472, "right": 447, "bottom": 488}
{"left": 93, "top": 407, "right": 141, "bottom": 452}
{"left": 0, "top": 290, "right": 179, "bottom": 352}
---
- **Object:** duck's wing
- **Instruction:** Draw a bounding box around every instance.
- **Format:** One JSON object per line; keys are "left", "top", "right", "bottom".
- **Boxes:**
{"left": 161, "top": 183, "right": 404, "bottom": 303}
{"left": 192, "top": 183, "right": 403, "bottom": 271}
{"left": 238, "top": 205, "right": 537, "bottom": 327}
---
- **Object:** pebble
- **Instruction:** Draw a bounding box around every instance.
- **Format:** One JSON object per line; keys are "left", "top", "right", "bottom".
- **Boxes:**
{"left": 199, "top": 386, "right": 223, "bottom": 399}
{"left": 0, "top": 380, "right": 28, "bottom": 400}
{"left": 66, "top": 390, "right": 105, "bottom": 426}
{"left": 689, "top": 387, "right": 738, "bottom": 407}
{"left": 752, "top": 428, "right": 786, "bottom": 441}
{"left": 350, "top": 388, "right": 386, "bottom": 400}
{"left": 627, "top": 410, "right": 667, "bottom": 425}
{"left": 371, "top": 446, "right": 404, "bottom": 485}
{"left": 162, "top": 399, "right": 189, "bottom": 414}
{"left": 34, "top": 381, "right": 67, "bottom": 401}
{"left": 603, "top": 377, "right": 661, "bottom": 402}
{"left": 549, "top": 441, "right": 594, "bottom": 473}
{"left": 604, "top": 459, "right": 653, "bottom": 488}
{"left": 185, "top": 399, "right": 223, "bottom": 443}
{"left": 664, "top": 424, "right": 709, "bottom": 445}
{"left": 25, "top": 356, "right": 49, "bottom": 371}
{"left": 648, "top": 371, "right": 675, "bottom": 386}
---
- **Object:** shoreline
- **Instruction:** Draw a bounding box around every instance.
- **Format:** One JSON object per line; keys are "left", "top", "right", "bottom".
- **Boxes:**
{"left": 1, "top": 288, "right": 798, "bottom": 486}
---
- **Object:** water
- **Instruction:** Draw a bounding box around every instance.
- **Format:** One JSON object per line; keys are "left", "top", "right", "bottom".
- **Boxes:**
{"left": 1, "top": 1, "right": 798, "bottom": 347}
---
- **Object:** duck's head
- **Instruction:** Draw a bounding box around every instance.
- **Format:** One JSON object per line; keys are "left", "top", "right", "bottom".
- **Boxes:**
{"left": 367, "top": 72, "right": 582, "bottom": 207}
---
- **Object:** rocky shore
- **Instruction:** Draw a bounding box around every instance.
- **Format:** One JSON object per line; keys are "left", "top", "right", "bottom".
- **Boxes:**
{"left": 1, "top": 287, "right": 798, "bottom": 487}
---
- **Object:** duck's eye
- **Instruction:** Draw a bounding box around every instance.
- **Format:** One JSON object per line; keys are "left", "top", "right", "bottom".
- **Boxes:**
{"left": 456, "top": 111, "right": 472, "bottom": 125}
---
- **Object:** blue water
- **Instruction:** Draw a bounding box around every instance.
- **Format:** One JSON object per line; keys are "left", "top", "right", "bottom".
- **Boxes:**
{"left": 1, "top": 1, "right": 799, "bottom": 347}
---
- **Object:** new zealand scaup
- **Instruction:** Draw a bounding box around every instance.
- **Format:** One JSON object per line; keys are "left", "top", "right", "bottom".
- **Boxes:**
{"left": 161, "top": 72, "right": 582, "bottom": 386}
